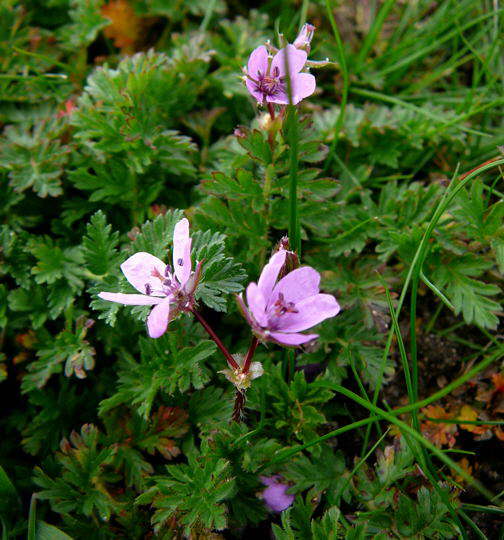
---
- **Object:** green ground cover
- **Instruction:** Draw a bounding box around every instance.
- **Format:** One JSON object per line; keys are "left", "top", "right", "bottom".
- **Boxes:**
{"left": 0, "top": 0, "right": 503, "bottom": 537}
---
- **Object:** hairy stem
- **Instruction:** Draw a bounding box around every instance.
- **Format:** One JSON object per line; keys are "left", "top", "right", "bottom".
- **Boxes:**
{"left": 232, "top": 390, "right": 246, "bottom": 423}
{"left": 267, "top": 102, "right": 275, "bottom": 121}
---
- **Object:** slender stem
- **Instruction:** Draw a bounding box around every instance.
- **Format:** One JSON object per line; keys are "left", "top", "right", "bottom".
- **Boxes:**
{"left": 362, "top": 158, "right": 504, "bottom": 452}
{"left": 286, "top": 106, "right": 301, "bottom": 254}
{"left": 242, "top": 336, "right": 259, "bottom": 374}
{"left": 232, "top": 390, "right": 246, "bottom": 423}
{"left": 323, "top": 0, "right": 349, "bottom": 174}
{"left": 355, "top": 0, "right": 396, "bottom": 70}
{"left": 191, "top": 309, "right": 239, "bottom": 370}
{"left": 259, "top": 165, "right": 274, "bottom": 267}
{"left": 267, "top": 102, "right": 275, "bottom": 121}
{"left": 263, "top": 347, "right": 503, "bottom": 471}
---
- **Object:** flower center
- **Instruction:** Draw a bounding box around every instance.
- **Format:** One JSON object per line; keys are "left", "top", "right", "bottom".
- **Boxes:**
{"left": 144, "top": 265, "right": 181, "bottom": 296}
{"left": 253, "top": 67, "right": 284, "bottom": 98}
{"left": 272, "top": 292, "right": 298, "bottom": 317}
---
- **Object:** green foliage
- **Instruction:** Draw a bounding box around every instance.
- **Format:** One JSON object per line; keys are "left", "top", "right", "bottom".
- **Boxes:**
{"left": 432, "top": 255, "right": 501, "bottom": 329}
{"left": 22, "top": 317, "right": 96, "bottom": 392}
{"left": 99, "top": 330, "right": 216, "bottom": 419}
{"left": 57, "top": 0, "right": 108, "bottom": 51}
{"left": 82, "top": 211, "right": 121, "bottom": 277}
{"left": 0, "top": 118, "right": 70, "bottom": 198}
{"left": 137, "top": 452, "right": 236, "bottom": 535}
{"left": 72, "top": 49, "right": 203, "bottom": 172}
{"left": 1, "top": 1, "right": 503, "bottom": 538}
{"left": 130, "top": 210, "right": 184, "bottom": 259}
{"left": 248, "top": 366, "right": 334, "bottom": 448}
{"left": 34, "top": 424, "right": 120, "bottom": 520}
{"left": 284, "top": 446, "right": 346, "bottom": 499}
{"left": 192, "top": 229, "right": 246, "bottom": 311}
{"left": 273, "top": 503, "right": 344, "bottom": 540}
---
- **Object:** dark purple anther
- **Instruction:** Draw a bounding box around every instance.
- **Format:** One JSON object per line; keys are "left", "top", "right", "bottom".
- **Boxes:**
{"left": 177, "top": 258, "right": 183, "bottom": 266}
{"left": 145, "top": 283, "right": 152, "bottom": 295}
{"left": 163, "top": 279, "right": 171, "bottom": 286}
{"left": 164, "top": 264, "right": 172, "bottom": 277}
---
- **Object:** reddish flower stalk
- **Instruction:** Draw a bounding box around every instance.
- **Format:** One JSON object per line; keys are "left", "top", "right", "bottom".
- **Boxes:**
{"left": 191, "top": 309, "right": 239, "bottom": 370}
{"left": 242, "top": 336, "right": 259, "bottom": 374}
{"left": 267, "top": 102, "right": 275, "bottom": 121}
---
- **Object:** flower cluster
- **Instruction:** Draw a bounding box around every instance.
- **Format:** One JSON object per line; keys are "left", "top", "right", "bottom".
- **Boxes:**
{"left": 99, "top": 219, "right": 339, "bottom": 348}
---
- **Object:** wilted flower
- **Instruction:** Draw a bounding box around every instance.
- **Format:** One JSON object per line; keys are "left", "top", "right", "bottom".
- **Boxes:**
{"left": 98, "top": 218, "right": 201, "bottom": 338}
{"left": 237, "top": 250, "right": 340, "bottom": 346}
{"left": 260, "top": 475, "right": 294, "bottom": 512}
{"left": 244, "top": 44, "right": 315, "bottom": 105}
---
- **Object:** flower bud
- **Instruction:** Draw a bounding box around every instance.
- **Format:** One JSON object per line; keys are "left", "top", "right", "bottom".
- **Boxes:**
{"left": 274, "top": 237, "right": 299, "bottom": 278}
{"left": 293, "top": 23, "right": 315, "bottom": 53}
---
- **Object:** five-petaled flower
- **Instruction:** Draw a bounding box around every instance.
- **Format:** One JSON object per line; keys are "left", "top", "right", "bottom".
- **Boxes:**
{"left": 237, "top": 250, "right": 340, "bottom": 346}
{"left": 244, "top": 44, "right": 315, "bottom": 105}
{"left": 98, "top": 218, "right": 201, "bottom": 339}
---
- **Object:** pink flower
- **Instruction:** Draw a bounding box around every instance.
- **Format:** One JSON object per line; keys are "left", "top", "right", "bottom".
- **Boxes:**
{"left": 293, "top": 23, "right": 316, "bottom": 53}
{"left": 244, "top": 44, "right": 316, "bottom": 106}
{"left": 237, "top": 250, "right": 340, "bottom": 346}
{"left": 260, "top": 475, "right": 294, "bottom": 512}
{"left": 98, "top": 218, "right": 201, "bottom": 339}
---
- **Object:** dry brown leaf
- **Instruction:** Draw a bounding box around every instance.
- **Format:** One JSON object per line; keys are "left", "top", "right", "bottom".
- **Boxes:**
{"left": 421, "top": 405, "right": 457, "bottom": 448}
{"left": 457, "top": 404, "right": 487, "bottom": 435}
{"left": 101, "top": 0, "right": 141, "bottom": 53}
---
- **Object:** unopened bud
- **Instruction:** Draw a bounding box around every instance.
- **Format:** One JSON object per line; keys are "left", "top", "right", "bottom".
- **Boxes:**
{"left": 234, "top": 126, "right": 247, "bottom": 138}
{"left": 275, "top": 237, "right": 299, "bottom": 278}
{"left": 293, "top": 23, "right": 315, "bottom": 53}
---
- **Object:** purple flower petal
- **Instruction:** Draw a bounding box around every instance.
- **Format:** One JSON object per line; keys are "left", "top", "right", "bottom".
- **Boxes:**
{"left": 257, "top": 250, "right": 287, "bottom": 300}
{"left": 121, "top": 252, "right": 167, "bottom": 295}
{"left": 271, "top": 44, "right": 307, "bottom": 78}
{"left": 260, "top": 475, "right": 294, "bottom": 512}
{"left": 172, "top": 218, "right": 192, "bottom": 287}
{"left": 147, "top": 297, "right": 171, "bottom": 338}
{"left": 272, "top": 293, "right": 340, "bottom": 332}
{"left": 98, "top": 292, "right": 164, "bottom": 306}
{"left": 246, "top": 283, "right": 268, "bottom": 327}
{"left": 245, "top": 77, "right": 265, "bottom": 104}
{"left": 247, "top": 45, "right": 269, "bottom": 77}
{"left": 269, "top": 331, "right": 318, "bottom": 346}
{"left": 266, "top": 91, "right": 290, "bottom": 105}
{"left": 237, "top": 293, "right": 257, "bottom": 329}
{"left": 269, "top": 266, "right": 320, "bottom": 308}
{"left": 291, "top": 72, "right": 316, "bottom": 105}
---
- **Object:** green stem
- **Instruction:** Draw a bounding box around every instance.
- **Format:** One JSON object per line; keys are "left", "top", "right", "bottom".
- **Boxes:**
{"left": 363, "top": 158, "right": 504, "bottom": 452}
{"left": 355, "top": 0, "right": 396, "bottom": 70}
{"left": 324, "top": 0, "right": 349, "bottom": 174}
{"left": 259, "top": 164, "right": 275, "bottom": 268}
{"left": 264, "top": 346, "right": 503, "bottom": 470}
{"left": 286, "top": 106, "right": 300, "bottom": 255}
{"left": 329, "top": 385, "right": 496, "bottom": 501}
